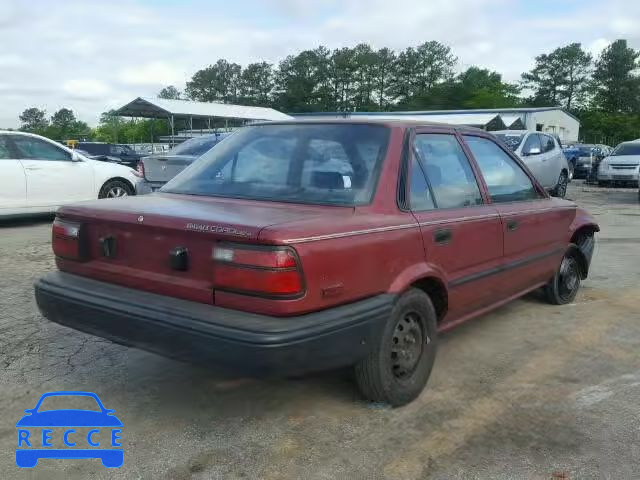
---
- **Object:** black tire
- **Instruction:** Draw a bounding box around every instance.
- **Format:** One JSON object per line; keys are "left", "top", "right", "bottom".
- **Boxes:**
{"left": 99, "top": 179, "right": 134, "bottom": 199}
{"left": 552, "top": 170, "right": 568, "bottom": 198}
{"left": 544, "top": 250, "right": 581, "bottom": 305}
{"left": 354, "top": 288, "right": 438, "bottom": 407}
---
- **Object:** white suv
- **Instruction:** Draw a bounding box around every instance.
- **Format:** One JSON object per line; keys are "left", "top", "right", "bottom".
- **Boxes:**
{"left": 493, "top": 130, "right": 571, "bottom": 198}
{"left": 0, "top": 131, "right": 141, "bottom": 218}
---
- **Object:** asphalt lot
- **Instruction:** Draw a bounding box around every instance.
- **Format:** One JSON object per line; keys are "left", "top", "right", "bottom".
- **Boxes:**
{"left": 1, "top": 181, "right": 639, "bottom": 479}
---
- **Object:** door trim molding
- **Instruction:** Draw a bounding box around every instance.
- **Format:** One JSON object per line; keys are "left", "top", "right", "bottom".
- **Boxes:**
{"left": 449, "top": 246, "right": 564, "bottom": 288}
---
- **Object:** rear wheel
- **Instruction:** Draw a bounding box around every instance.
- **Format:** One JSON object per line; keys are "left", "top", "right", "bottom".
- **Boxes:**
{"left": 99, "top": 179, "right": 134, "bottom": 199}
{"left": 354, "top": 289, "right": 437, "bottom": 407}
{"left": 544, "top": 250, "right": 581, "bottom": 305}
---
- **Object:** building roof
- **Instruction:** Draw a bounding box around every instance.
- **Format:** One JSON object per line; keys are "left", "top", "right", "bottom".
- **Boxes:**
{"left": 339, "top": 112, "right": 505, "bottom": 127}
{"left": 293, "top": 106, "right": 580, "bottom": 123}
{"left": 114, "top": 97, "right": 293, "bottom": 121}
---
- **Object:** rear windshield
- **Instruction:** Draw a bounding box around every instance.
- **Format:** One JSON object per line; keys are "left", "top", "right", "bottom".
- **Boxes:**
{"left": 612, "top": 143, "right": 640, "bottom": 156}
{"left": 162, "top": 124, "right": 390, "bottom": 206}
{"left": 169, "top": 135, "right": 222, "bottom": 157}
{"left": 494, "top": 133, "right": 525, "bottom": 151}
{"left": 577, "top": 146, "right": 595, "bottom": 155}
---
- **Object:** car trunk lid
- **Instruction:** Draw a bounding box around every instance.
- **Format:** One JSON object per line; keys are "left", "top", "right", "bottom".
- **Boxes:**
{"left": 142, "top": 154, "right": 197, "bottom": 183}
{"left": 57, "top": 193, "right": 346, "bottom": 303}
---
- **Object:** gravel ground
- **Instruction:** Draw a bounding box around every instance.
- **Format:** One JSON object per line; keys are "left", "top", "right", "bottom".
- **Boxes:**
{"left": 1, "top": 181, "right": 639, "bottom": 479}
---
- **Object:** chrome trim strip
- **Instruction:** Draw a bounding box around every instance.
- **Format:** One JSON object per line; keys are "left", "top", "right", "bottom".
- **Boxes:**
{"left": 418, "top": 213, "right": 499, "bottom": 227}
{"left": 283, "top": 223, "right": 418, "bottom": 244}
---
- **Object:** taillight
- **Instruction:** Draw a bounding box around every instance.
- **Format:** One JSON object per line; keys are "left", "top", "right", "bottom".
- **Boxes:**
{"left": 212, "top": 244, "right": 304, "bottom": 298}
{"left": 135, "top": 161, "right": 145, "bottom": 178}
{"left": 52, "top": 218, "right": 86, "bottom": 261}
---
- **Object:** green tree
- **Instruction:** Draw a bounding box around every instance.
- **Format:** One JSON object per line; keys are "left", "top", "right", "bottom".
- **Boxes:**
{"left": 186, "top": 60, "right": 243, "bottom": 103}
{"left": 372, "top": 48, "right": 396, "bottom": 110}
{"left": 592, "top": 39, "right": 640, "bottom": 113}
{"left": 239, "top": 62, "right": 274, "bottom": 106}
{"left": 19, "top": 107, "right": 49, "bottom": 133}
{"left": 447, "top": 67, "right": 521, "bottom": 109}
{"left": 522, "top": 43, "right": 592, "bottom": 109}
{"left": 158, "top": 85, "right": 182, "bottom": 100}
{"left": 46, "top": 108, "right": 90, "bottom": 140}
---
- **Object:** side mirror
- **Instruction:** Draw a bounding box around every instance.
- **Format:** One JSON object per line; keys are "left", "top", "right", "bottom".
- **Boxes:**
{"left": 71, "top": 151, "right": 82, "bottom": 162}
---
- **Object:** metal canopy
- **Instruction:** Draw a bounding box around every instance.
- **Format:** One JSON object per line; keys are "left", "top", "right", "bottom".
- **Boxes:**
{"left": 114, "top": 97, "right": 293, "bottom": 121}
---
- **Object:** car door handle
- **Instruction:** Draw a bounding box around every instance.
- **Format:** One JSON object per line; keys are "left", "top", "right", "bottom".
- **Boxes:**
{"left": 434, "top": 228, "right": 452, "bottom": 244}
{"left": 24, "top": 166, "right": 42, "bottom": 170}
{"left": 506, "top": 219, "right": 519, "bottom": 231}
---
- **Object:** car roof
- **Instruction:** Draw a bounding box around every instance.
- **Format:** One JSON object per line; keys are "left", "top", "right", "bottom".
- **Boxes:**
{"left": 253, "top": 117, "right": 486, "bottom": 133}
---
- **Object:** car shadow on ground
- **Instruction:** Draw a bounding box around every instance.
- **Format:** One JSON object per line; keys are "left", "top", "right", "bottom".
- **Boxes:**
{"left": 0, "top": 214, "right": 54, "bottom": 228}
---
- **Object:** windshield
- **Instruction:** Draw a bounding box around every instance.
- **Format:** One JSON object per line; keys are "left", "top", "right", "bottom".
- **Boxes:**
{"left": 162, "top": 124, "right": 390, "bottom": 206}
{"left": 494, "top": 133, "right": 525, "bottom": 151}
{"left": 612, "top": 143, "right": 640, "bottom": 156}
{"left": 169, "top": 136, "right": 222, "bottom": 157}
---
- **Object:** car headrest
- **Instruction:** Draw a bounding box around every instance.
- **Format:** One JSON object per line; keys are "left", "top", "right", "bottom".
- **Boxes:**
{"left": 311, "top": 171, "right": 346, "bottom": 190}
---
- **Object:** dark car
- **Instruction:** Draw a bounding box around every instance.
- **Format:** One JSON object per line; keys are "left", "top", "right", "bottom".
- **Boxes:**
{"left": 77, "top": 142, "right": 143, "bottom": 169}
{"left": 35, "top": 120, "right": 599, "bottom": 406}
{"left": 136, "top": 133, "right": 231, "bottom": 194}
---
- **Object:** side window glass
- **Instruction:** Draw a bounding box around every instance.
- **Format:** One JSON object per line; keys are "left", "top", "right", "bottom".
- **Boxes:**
{"left": 522, "top": 134, "right": 542, "bottom": 155}
{"left": 463, "top": 135, "right": 541, "bottom": 203}
{"left": 409, "top": 155, "right": 435, "bottom": 211}
{"left": 12, "top": 137, "right": 71, "bottom": 161}
{"left": 414, "top": 134, "right": 483, "bottom": 209}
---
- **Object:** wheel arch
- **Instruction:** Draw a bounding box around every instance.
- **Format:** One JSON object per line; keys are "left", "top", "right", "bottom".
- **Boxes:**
{"left": 410, "top": 276, "right": 448, "bottom": 323}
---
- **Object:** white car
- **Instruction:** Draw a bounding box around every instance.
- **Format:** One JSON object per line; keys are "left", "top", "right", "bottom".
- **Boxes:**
{"left": 0, "top": 131, "right": 141, "bottom": 218}
{"left": 597, "top": 141, "right": 640, "bottom": 187}
{"left": 492, "top": 130, "right": 571, "bottom": 198}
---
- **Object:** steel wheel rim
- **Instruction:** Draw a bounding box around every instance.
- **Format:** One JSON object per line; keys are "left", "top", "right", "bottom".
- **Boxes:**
{"left": 558, "top": 257, "right": 578, "bottom": 301}
{"left": 107, "top": 186, "right": 127, "bottom": 198}
{"left": 390, "top": 311, "right": 429, "bottom": 379}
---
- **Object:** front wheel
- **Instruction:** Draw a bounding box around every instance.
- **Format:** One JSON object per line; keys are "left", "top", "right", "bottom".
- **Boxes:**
{"left": 544, "top": 251, "right": 581, "bottom": 305}
{"left": 99, "top": 179, "right": 134, "bottom": 199}
{"left": 354, "top": 289, "right": 438, "bottom": 407}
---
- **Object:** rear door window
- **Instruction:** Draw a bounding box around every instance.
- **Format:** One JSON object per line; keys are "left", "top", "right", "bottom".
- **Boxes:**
{"left": 413, "top": 134, "right": 483, "bottom": 209}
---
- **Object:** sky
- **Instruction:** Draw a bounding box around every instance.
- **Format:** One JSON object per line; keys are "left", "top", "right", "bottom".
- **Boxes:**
{"left": 1, "top": 0, "right": 639, "bottom": 128}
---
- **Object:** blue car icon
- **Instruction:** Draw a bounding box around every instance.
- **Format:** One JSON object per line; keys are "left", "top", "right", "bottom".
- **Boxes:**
{"left": 16, "top": 391, "right": 123, "bottom": 468}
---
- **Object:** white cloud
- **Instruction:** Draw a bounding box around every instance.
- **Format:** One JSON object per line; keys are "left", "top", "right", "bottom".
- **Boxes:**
{"left": 119, "top": 61, "right": 187, "bottom": 87}
{"left": 1, "top": 0, "right": 639, "bottom": 128}
{"left": 63, "top": 79, "right": 111, "bottom": 99}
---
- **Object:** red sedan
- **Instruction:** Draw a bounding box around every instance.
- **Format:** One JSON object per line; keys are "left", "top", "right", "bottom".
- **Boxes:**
{"left": 35, "top": 120, "right": 599, "bottom": 406}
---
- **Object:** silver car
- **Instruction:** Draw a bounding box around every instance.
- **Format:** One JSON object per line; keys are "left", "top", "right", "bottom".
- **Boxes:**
{"left": 136, "top": 134, "right": 231, "bottom": 194}
{"left": 598, "top": 141, "right": 640, "bottom": 187}
{"left": 492, "top": 130, "right": 571, "bottom": 198}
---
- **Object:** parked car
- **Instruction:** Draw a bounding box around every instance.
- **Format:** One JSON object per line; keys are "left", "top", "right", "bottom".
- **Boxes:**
{"left": 137, "top": 133, "right": 231, "bottom": 193}
{"left": 597, "top": 141, "right": 640, "bottom": 187}
{"left": 77, "top": 142, "right": 143, "bottom": 169}
{"left": 0, "top": 131, "right": 140, "bottom": 219}
{"left": 492, "top": 130, "right": 571, "bottom": 197}
{"left": 34, "top": 120, "right": 598, "bottom": 406}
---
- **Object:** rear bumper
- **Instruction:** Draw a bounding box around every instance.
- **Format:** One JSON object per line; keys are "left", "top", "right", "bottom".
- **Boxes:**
{"left": 35, "top": 272, "right": 392, "bottom": 376}
{"left": 135, "top": 180, "right": 166, "bottom": 195}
